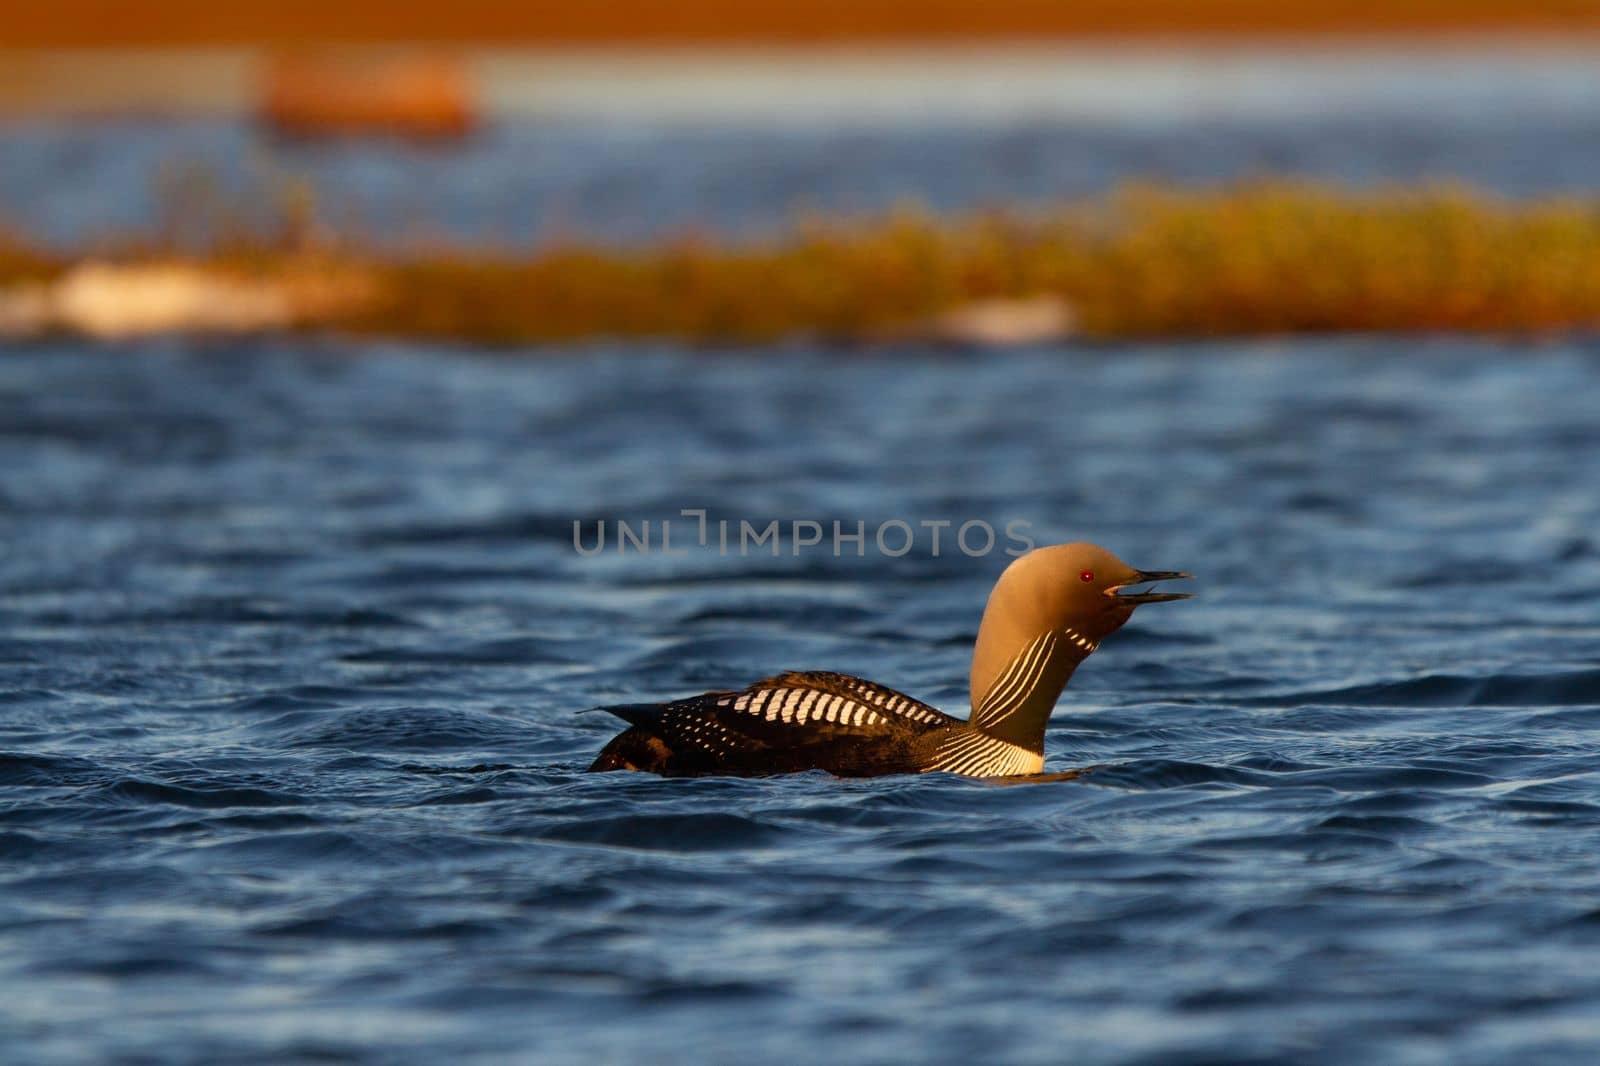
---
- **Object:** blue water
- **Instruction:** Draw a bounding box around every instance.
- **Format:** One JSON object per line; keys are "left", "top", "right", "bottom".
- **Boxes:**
{"left": 2, "top": 338, "right": 1599, "bottom": 1063}
{"left": 5, "top": 107, "right": 1600, "bottom": 248}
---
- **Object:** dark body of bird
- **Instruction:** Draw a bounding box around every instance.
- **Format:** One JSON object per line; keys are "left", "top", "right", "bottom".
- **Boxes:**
{"left": 588, "top": 671, "right": 981, "bottom": 777}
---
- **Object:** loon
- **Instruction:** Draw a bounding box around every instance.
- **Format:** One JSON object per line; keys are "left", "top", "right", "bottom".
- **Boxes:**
{"left": 586, "top": 542, "right": 1192, "bottom": 778}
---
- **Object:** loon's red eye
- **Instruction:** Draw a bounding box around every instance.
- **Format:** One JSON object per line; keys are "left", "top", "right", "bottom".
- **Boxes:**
{"left": 1079, "top": 569, "right": 1094, "bottom": 583}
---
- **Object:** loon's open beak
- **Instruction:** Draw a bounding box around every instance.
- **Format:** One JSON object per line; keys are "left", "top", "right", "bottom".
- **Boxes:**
{"left": 1106, "top": 569, "right": 1194, "bottom": 605}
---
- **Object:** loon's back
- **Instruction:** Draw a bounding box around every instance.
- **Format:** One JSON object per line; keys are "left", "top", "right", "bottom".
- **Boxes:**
{"left": 587, "top": 671, "right": 1040, "bottom": 778}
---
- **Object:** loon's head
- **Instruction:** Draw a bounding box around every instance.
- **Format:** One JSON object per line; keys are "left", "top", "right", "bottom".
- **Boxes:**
{"left": 1020, "top": 541, "right": 1192, "bottom": 638}
{"left": 969, "top": 542, "right": 1192, "bottom": 713}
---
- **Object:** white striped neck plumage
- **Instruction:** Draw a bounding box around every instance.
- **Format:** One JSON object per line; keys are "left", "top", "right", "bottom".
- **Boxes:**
{"left": 964, "top": 543, "right": 1193, "bottom": 752}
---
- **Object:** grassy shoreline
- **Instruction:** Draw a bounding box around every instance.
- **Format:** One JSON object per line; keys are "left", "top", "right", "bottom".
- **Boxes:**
{"left": 7, "top": 181, "right": 1600, "bottom": 343}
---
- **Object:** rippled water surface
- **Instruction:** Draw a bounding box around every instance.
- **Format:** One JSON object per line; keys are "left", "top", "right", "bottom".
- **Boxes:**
{"left": 3, "top": 339, "right": 1599, "bottom": 1062}
{"left": 9, "top": 103, "right": 1600, "bottom": 244}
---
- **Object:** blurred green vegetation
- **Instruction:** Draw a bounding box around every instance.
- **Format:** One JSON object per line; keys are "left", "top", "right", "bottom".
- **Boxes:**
{"left": 8, "top": 180, "right": 1600, "bottom": 341}
{"left": 344, "top": 182, "right": 1600, "bottom": 341}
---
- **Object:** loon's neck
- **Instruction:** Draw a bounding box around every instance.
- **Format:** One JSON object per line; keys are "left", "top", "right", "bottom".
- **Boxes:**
{"left": 967, "top": 625, "right": 1099, "bottom": 750}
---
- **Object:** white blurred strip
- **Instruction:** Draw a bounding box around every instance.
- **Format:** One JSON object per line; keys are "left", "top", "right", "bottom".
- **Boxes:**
{"left": 8, "top": 41, "right": 1600, "bottom": 124}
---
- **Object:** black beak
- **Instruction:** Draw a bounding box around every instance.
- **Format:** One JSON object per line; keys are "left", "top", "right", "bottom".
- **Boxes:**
{"left": 1106, "top": 570, "right": 1195, "bottom": 605}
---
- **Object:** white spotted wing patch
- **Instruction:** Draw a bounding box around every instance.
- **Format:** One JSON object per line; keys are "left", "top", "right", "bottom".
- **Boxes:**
{"left": 727, "top": 688, "right": 883, "bottom": 729}
{"left": 718, "top": 671, "right": 957, "bottom": 735}
{"left": 654, "top": 704, "right": 760, "bottom": 758}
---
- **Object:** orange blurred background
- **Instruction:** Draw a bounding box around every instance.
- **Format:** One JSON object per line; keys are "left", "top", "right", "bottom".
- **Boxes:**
{"left": 7, "top": 0, "right": 1600, "bottom": 46}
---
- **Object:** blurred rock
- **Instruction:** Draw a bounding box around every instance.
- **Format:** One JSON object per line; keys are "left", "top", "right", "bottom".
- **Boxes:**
{"left": 57, "top": 263, "right": 295, "bottom": 337}
{"left": 0, "top": 262, "right": 294, "bottom": 338}
{"left": 927, "top": 296, "right": 1076, "bottom": 346}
